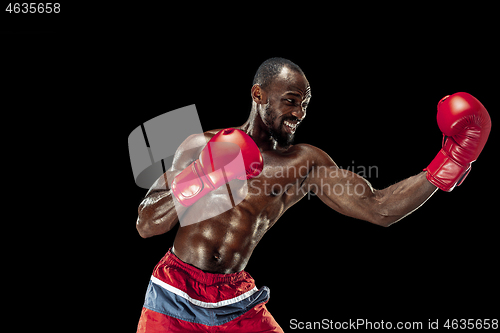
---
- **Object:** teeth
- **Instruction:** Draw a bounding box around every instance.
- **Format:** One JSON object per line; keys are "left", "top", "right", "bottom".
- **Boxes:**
{"left": 284, "top": 120, "right": 297, "bottom": 129}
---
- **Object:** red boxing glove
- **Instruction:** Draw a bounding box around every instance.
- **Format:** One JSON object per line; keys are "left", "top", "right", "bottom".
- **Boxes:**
{"left": 171, "top": 128, "right": 263, "bottom": 207}
{"left": 425, "top": 92, "right": 491, "bottom": 191}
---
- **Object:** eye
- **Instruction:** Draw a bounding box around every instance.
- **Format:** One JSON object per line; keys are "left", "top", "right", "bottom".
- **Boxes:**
{"left": 285, "top": 98, "right": 295, "bottom": 104}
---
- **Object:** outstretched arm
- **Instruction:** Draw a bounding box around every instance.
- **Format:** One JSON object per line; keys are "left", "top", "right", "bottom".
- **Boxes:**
{"left": 306, "top": 147, "right": 438, "bottom": 227}
{"left": 309, "top": 92, "right": 491, "bottom": 226}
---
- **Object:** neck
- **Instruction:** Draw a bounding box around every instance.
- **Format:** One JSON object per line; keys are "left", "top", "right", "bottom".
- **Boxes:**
{"left": 240, "top": 104, "right": 281, "bottom": 151}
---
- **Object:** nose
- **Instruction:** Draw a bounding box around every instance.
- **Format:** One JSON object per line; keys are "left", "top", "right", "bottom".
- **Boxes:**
{"left": 292, "top": 107, "right": 306, "bottom": 121}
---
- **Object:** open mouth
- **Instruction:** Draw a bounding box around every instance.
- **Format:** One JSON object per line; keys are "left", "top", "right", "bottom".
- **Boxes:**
{"left": 284, "top": 120, "right": 298, "bottom": 133}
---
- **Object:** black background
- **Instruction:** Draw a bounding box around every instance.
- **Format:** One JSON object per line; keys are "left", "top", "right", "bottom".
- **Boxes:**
{"left": 3, "top": 4, "right": 498, "bottom": 331}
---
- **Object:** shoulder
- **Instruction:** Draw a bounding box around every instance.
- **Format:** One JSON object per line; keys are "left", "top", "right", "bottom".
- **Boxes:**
{"left": 171, "top": 129, "right": 222, "bottom": 171}
{"left": 289, "top": 143, "right": 338, "bottom": 168}
{"left": 177, "top": 128, "right": 223, "bottom": 151}
{"left": 205, "top": 128, "right": 224, "bottom": 137}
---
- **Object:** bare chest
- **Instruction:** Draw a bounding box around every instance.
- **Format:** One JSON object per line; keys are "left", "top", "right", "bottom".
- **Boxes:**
{"left": 230, "top": 150, "right": 311, "bottom": 219}
{"left": 180, "top": 148, "right": 312, "bottom": 229}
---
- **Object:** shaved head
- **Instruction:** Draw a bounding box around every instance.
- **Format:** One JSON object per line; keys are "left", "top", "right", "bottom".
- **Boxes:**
{"left": 253, "top": 57, "right": 305, "bottom": 91}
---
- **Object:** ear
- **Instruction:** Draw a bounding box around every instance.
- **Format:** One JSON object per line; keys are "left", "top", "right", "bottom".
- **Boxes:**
{"left": 251, "top": 84, "right": 267, "bottom": 104}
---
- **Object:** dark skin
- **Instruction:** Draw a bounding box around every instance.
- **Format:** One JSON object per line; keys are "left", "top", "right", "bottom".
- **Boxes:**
{"left": 136, "top": 66, "right": 438, "bottom": 274}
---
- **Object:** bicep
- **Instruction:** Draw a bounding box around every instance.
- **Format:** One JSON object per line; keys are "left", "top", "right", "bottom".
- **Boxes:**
{"left": 312, "top": 168, "right": 379, "bottom": 222}
{"left": 304, "top": 146, "right": 380, "bottom": 222}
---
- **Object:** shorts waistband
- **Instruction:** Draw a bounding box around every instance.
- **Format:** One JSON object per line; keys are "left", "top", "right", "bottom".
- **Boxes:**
{"left": 159, "top": 248, "right": 253, "bottom": 286}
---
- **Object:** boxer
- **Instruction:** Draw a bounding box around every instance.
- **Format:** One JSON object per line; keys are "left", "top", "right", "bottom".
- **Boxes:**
{"left": 136, "top": 58, "right": 491, "bottom": 332}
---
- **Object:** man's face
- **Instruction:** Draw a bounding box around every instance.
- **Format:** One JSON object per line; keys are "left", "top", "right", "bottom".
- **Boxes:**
{"left": 260, "top": 68, "right": 311, "bottom": 147}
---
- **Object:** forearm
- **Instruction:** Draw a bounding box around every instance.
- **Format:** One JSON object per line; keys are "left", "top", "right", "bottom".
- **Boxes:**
{"left": 373, "top": 171, "right": 438, "bottom": 227}
{"left": 136, "top": 190, "right": 187, "bottom": 238}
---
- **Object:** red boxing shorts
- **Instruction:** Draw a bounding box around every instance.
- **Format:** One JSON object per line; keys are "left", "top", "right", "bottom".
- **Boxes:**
{"left": 137, "top": 249, "right": 283, "bottom": 333}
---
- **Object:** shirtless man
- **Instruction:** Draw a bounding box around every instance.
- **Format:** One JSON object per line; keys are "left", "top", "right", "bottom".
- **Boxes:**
{"left": 135, "top": 58, "right": 491, "bottom": 332}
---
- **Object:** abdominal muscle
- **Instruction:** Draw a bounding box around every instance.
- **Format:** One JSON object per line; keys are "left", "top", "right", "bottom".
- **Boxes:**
{"left": 172, "top": 193, "right": 277, "bottom": 274}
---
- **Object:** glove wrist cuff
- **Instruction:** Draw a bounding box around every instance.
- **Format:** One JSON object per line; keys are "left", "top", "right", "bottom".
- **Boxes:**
{"left": 171, "top": 161, "right": 214, "bottom": 207}
{"left": 424, "top": 149, "right": 471, "bottom": 192}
